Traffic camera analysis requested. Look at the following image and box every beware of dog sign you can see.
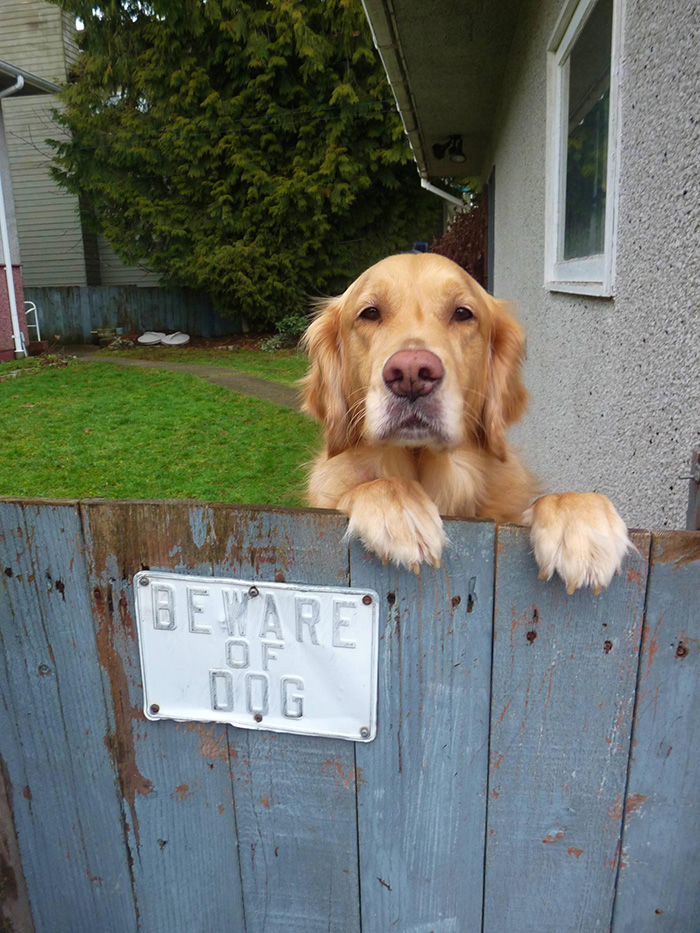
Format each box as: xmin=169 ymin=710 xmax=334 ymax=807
xmin=134 ymin=571 xmax=379 ymax=742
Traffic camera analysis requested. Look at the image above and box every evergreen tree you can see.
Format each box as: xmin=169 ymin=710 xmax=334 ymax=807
xmin=49 ymin=0 xmax=440 ymax=326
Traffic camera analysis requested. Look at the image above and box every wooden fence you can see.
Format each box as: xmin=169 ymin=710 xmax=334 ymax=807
xmin=0 ymin=498 xmax=698 ymax=932
xmin=23 ymin=286 xmax=241 ymax=344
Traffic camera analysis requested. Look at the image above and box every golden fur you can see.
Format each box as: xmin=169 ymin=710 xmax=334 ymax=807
xmin=300 ymin=253 xmax=630 ymax=593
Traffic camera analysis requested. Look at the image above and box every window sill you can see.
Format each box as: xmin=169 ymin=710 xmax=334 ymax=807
xmin=545 ymin=280 xmax=614 ymax=298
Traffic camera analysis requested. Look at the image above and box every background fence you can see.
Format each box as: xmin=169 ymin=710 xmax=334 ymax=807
xmin=0 ymin=498 xmax=698 ymax=932
xmin=23 ymin=286 xmax=241 ymax=343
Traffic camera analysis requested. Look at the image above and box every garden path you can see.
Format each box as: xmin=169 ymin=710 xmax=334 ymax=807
xmin=64 ymin=345 xmax=301 ymax=411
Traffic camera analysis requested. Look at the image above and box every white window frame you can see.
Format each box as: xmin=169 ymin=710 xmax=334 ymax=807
xmin=544 ymin=0 xmax=624 ymax=297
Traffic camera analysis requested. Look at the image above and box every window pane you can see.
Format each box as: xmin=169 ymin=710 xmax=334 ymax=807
xmin=563 ymin=0 xmax=613 ymax=261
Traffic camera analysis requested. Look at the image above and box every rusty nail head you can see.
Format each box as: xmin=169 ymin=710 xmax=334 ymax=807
xmin=360 ymin=727 xmax=370 ymax=738
xmin=362 ymin=594 xmax=372 ymax=605
xmin=139 ymin=576 xmax=150 ymax=587
xmin=150 ymin=703 xmax=160 ymax=715
xmin=254 ymin=713 xmax=263 ymax=723
xmin=38 ymin=663 xmax=51 ymax=675
xmin=676 ymin=643 xmax=688 ymax=658
xmin=249 ymin=586 xmax=259 ymax=598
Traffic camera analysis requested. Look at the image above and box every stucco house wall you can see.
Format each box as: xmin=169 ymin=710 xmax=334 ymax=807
xmin=486 ymin=0 xmax=700 ymax=529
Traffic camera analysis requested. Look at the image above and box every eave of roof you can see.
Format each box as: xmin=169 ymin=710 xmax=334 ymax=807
xmin=0 ymin=60 xmax=61 ymax=97
xmin=361 ymin=0 xmax=522 ymax=178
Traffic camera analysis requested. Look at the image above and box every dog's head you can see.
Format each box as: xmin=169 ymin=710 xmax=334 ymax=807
xmin=300 ymin=253 xmax=527 ymax=460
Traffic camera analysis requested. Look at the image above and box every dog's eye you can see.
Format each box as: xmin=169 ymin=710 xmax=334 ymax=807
xmin=453 ymin=307 xmax=474 ymax=322
xmin=359 ymin=306 xmax=381 ymax=321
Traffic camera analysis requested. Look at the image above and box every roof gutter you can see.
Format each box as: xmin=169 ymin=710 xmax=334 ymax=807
xmin=0 ymin=74 xmax=26 ymax=357
xmin=361 ymin=0 xmax=428 ymax=177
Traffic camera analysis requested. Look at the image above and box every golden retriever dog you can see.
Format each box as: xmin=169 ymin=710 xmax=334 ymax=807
xmin=300 ymin=253 xmax=630 ymax=594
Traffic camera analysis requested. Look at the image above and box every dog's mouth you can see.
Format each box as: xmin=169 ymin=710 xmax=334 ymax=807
xmin=376 ymin=397 xmax=449 ymax=445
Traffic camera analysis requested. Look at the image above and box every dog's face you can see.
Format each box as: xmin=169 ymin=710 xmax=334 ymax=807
xmin=301 ymin=253 xmax=527 ymax=460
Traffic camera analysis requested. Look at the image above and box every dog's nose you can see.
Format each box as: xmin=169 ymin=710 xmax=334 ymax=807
xmin=382 ymin=350 xmax=445 ymax=400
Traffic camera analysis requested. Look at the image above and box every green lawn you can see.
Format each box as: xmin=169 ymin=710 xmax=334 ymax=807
xmin=95 ymin=346 xmax=308 ymax=386
xmin=0 ymin=360 xmax=320 ymax=505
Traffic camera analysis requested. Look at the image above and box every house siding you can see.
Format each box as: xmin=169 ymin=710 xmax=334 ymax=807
xmin=485 ymin=0 xmax=700 ymax=529
xmin=0 ymin=0 xmax=161 ymax=288
xmin=97 ymin=234 xmax=161 ymax=286
xmin=0 ymin=0 xmax=87 ymax=285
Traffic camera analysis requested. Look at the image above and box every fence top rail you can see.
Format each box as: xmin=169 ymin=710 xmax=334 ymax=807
xmin=0 ymin=495 xmax=695 ymax=537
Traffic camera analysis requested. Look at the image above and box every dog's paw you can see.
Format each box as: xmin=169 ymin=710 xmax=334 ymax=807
xmin=338 ymin=478 xmax=446 ymax=571
xmin=521 ymin=492 xmax=632 ymax=595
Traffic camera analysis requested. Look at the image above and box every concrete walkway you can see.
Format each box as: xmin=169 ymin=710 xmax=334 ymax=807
xmin=66 ymin=346 xmax=302 ymax=411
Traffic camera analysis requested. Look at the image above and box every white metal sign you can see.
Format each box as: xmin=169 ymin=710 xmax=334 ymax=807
xmin=134 ymin=571 xmax=379 ymax=742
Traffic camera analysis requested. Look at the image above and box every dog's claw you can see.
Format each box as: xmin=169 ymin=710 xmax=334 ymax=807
xmin=412 ymin=562 xmax=420 ymax=575
xmin=382 ymin=555 xmax=388 ymax=566
xmin=592 ymin=584 xmax=602 ymax=596
xmin=566 ymin=582 xmax=577 ymax=596
xmin=538 ymin=570 xmax=549 ymax=582
xmin=432 ymin=558 xmax=441 ymax=570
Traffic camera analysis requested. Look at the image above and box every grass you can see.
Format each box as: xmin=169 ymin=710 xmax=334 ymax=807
xmin=0 ymin=360 xmax=320 ymax=505
xmin=94 ymin=346 xmax=309 ymax=386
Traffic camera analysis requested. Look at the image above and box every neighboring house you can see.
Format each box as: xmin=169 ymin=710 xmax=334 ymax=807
xmin=362 ymin=0 xmax=700 ymax=529
xmin=0 ymin=0 xmax=159 ymax=287
xmin=0 ymin=59 xmax=58 ymax=361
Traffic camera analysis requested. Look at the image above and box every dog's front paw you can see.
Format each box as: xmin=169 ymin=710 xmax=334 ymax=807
xmin=338 ymin=478 xmax=446 ymax=571
xmin=521 ymin=492 xmax=632 ymax=594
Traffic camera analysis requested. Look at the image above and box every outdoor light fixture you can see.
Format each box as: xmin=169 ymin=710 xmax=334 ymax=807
xmin=431 ymin=134 xmax=467 ymax=163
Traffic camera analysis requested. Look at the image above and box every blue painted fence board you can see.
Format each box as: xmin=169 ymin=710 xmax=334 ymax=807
xmin=24 ymin=286 xmax=241 ymax=343
xmin=483 ymin=525 xmax=651 ymax=933
xmin=0 ymin=501 xmax=137 ymax=931
xmin=611 ymin=532 xmax=700 ymax=932
xmin=0 ymin=501 xmax=699 ymax=933
xmin=209 ymin=506 xmax=361 ymax=933
xmin=353 ymin=519 xmax=495 ymax=933
xmin=79 ymin=500 xmax=246 ymax=933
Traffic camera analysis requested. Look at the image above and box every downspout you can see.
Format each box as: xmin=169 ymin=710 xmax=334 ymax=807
xmin=0 ymin=74 xmax=26 ymax=357
xmin=420 ymin=178 xmax=465 ymax=210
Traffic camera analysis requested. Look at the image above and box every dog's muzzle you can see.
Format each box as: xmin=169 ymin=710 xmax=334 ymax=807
xmin=377 ymin=350 xmax=449 ymax=443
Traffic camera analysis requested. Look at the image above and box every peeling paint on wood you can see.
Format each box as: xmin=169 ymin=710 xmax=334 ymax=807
xmin=653 ymin=530 xmax=700 ymax=567
xmin=80 ymin=500 xmax=245 ymax=932
xmin=0 ymin=752 xmax=34 ymax=933
xmin=0 ymin=501 xmax=699 ymax=932
xmin=611 ymin=531 xmax=700 ymax=932
xmin=354 ymin=519 xmax=495 ymax=932
xmin=0 ymin=502 xmax=136 ymax=931
xmin=484 ymin=525 xmax=651 ymax=932
xmin=210 ymin=507 xmax=360 ymax=933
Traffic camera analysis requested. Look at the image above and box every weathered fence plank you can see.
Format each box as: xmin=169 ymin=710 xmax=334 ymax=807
xmin=209 ymin=506 xmax=362 ymax=933
xmin=353 ymin=518 xmax=496 ymax=933
xmin=0 ymin=751 xmax=34 ymax=933
xmin=24 ymin=286 xmax=240 ymax=344
xmin=611 ymin=532 xmax=700 ymax=932
xmin=483 ymin=525 xmax=651 ymax=933
xmin=1 ymin=500 xmax=699 ymax=932
xmin=80 ymin=500 xmax=246 ymax=933
xmin=0 ymin=501 xmax=137 ymax=931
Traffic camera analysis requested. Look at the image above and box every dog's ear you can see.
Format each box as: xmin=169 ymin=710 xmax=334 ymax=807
xmin=482 ymin=299 xmax=528 ymax=461
xmin=299 ymin=297 xmax=350 ymax=457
